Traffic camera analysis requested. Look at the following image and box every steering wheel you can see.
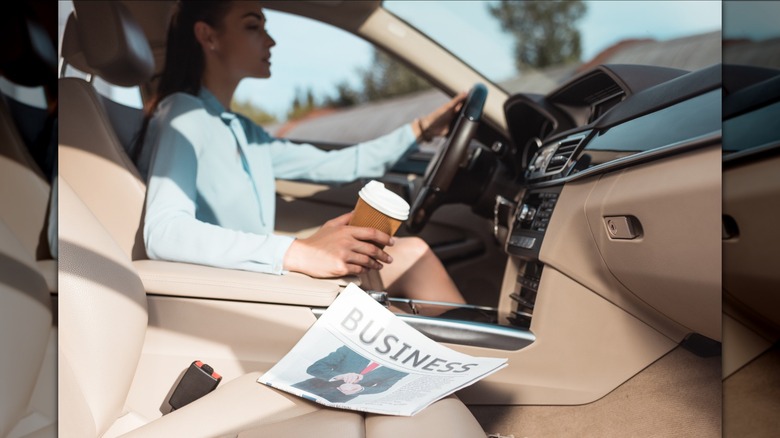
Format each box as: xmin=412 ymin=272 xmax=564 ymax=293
xmin=407 ymin=83 xmax=488 ymax=233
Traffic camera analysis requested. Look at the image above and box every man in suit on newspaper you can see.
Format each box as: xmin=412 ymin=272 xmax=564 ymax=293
xmin=293 ymin=346 xmax=408 ymax=403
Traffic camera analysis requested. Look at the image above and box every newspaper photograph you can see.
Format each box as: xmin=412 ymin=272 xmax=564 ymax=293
xmin=258 ymin=283 xmax=508 ymax=416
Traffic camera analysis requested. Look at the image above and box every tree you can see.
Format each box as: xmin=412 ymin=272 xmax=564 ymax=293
xmin=488 ymin=0 xmax=586 ymax=71
xmin=231 ymin=99 xmax=277 ymax=126
xmin=286 ymin=86 xmax=318 ymax=120
xmin=323 ymin=49 xmax=431 ymax=110
xmin=286 ymin=48 xmax=432 ymax=118
xmin=360 ymin=49 xmax=431 ymax=101
xmin=324 ymin=80 xmax=361 ymax=108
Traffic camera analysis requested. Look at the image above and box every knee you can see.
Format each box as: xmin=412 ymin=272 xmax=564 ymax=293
xmin=397 ymin=236 xmax=430 ymax=260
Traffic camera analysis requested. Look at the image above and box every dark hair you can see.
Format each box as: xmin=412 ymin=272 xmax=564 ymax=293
xmin=133 ymin=0 xmax=233 ymax=161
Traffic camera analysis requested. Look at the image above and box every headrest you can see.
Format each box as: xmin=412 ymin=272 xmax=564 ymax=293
xmin=69 ymin=1 xmax=154 ymax=87
xmin=60 ymin=13 xmax=92 ymax=76
xmin=0 ymin=3 xmax=57 ymax=88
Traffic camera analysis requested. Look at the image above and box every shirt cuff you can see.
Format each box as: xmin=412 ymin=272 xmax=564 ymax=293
xmin=403 ymin=123 xmax=421 ymax=151
xmin=270 ymin=234 xmax=296 ymax=275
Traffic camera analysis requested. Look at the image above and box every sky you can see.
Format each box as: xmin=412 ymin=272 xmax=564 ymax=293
xmin=55 ymin=1 xmax=778 ymax=119
xmin=236 ymin=1 xmax=723 ymax=120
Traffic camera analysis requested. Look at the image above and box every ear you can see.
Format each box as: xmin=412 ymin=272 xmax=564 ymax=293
xmin=193 ymin=21 xmax=217 ymax=51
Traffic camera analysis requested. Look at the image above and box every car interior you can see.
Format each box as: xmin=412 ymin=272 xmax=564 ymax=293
xmin=0 ymin=0 xmax=777 ymax=437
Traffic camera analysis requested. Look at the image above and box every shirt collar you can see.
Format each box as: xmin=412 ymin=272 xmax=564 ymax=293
xmin=198 ymin=87 xmax=234 ymax=120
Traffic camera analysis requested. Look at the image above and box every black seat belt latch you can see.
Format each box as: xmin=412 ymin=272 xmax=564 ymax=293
xmin=168 ymin=360 xmax=222 ymax=410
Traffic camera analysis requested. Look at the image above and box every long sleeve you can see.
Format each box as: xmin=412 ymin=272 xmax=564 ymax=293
xmin=143 ymin=95 xmax=293 ymax=274
xmin=141 ymin=88 xmax=420 ymax=277
xmin=252 ymin=122 xmax=419 ymax=183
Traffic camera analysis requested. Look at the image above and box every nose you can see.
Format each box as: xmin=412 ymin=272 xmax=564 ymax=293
xmin=267 ymin=32 xmax=276 ymax=48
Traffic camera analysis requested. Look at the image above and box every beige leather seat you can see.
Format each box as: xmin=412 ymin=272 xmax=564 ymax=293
xmin=0 ymin=94 xmax=56 ymax=286
xmin=0 ymin=9 xmax=57 ymax=435
xmin=0 ymin=95 xmax=57 ymax=438
xmin=59 ymin=178 xmax=484 ymax=438
xmin=0 ymin=219 xmax=53 ymax=438
xmin=58 ymin=2 xmax=484 ymax=437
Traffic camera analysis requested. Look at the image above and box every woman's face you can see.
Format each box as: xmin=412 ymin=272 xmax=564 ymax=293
xmin=210 ymin=2 xmax=275 ymax=80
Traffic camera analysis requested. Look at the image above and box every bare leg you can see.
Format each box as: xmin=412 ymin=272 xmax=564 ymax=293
xmin=380 ymin=237 xmax=465 ymax=305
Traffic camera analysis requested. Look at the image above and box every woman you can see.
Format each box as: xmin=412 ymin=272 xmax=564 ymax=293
xmin=136 ymin=1 xmax=466 ymax=305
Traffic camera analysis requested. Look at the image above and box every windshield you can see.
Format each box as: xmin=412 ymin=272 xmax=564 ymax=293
xmin=384 ymin=1 xmax=721 ymax=94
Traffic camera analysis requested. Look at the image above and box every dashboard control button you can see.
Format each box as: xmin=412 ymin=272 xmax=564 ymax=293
xmin=518 ymin=204 xmax=537 ymax=221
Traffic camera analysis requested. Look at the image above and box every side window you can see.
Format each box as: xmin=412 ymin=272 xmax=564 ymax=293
xmin=232 ymin=10 xmax=444 ymax=145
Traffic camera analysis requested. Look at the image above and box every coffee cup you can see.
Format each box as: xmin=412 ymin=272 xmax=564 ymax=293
xmin=348 ymin=180 xmax=410 ymax=238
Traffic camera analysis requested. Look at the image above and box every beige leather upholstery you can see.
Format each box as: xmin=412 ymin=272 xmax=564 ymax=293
xmin=365 ymin=397 xmax=486 ymax=437
xmin=60 ymin=13 xmax=91 ymax=76
xmin=0 ymin=73 xmax=56 ymax=437
xmin=0 ymin=96 xmax=51 ymax=261
xmin=119 ymin=372 xmax=327 ymax=437
xmin=58 ymin=177 xmax=149 ymax=437
xmin=72 ymin=1 xmax=155 ymax=87
xmin=58 ymin=77 xmax=148 ymax=261
xmin=134 ymin=259 xmax=342 ymax=307
xmin=59 ymin=3 xmax=151 ymax=262
xmin=59 ymin=170 xmax=484 ymax=438
xmin=0 ymin=220 xmax=52 ymax=436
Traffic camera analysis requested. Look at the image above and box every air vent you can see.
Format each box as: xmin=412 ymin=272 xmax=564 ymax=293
xmin=545 ymin=136 xmax=585 ymax=173
xmin=584 ymin=84 xmax=623 ymax=105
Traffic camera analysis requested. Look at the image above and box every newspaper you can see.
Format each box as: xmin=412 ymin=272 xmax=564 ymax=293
xmin=258 ymin=283 xmax=508 ymax=416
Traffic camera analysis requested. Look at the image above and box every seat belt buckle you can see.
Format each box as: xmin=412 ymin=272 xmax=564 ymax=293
xmin=168 ymin=360 xmax=222 ymax=410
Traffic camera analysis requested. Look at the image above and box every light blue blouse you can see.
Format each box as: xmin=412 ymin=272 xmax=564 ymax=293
xmin=139 ymin=88 xmax=418 ymax=274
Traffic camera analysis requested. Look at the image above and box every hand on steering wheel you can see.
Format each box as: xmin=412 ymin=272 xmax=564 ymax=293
xmin=414 ymin=91 xmax=468 ymax=141
xmin=407 ymin=84 xmax=488 ymax=233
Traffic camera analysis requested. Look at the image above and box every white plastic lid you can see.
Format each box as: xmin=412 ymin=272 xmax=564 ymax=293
xmin=359 ymin=180 xmax=410 ymax=220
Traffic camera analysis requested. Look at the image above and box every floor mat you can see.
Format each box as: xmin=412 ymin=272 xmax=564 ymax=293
xmin=723 ymin=344 xmax=780 ymax=437
xmin=470 ymin=347 xmax=721 ymax=437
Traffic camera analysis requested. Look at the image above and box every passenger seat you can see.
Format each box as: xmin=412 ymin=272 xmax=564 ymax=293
xmin=59 ymin=172 xmax=485 ymax=437
xmin=0 ymin=94 xmax=57 ymax=438
xmin=0 ymin=220 xmax=53 ymax=438
xmin=0 ymin=5 xmax=57 ymax=436
xmin=57 ymin=2 xmax=485 ymax=436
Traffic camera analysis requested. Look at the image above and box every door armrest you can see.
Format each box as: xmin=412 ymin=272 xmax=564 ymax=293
xmin=133 ymin=260 xmax=353 ymax=307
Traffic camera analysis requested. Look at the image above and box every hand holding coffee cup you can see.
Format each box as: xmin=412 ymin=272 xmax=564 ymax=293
xmin=349 ymin=181 xmax=410 ymax=290
xmin=282 ymin=181 xmax=407 ymax=278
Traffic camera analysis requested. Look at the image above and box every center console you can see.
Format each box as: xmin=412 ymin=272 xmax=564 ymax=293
xmin=333 ymin=187 xmax=566 ymax=351
xmin=374 ymin=185 xmax=563 ymax=342
xmin=505 ymin=186 xmax=563 ymax=328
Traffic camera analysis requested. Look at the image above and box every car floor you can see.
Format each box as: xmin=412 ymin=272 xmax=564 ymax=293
xmin=723 ymin=343 xmax=780 ymax=437
xmin=469 ymin=346 xmax=721 ymax=437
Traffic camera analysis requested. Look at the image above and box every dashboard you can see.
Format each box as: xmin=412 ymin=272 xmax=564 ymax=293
xmin=496 ymin=63 xmax=723 ymax=329
xmin=505 ymin=64 xmax=721 ymax=186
